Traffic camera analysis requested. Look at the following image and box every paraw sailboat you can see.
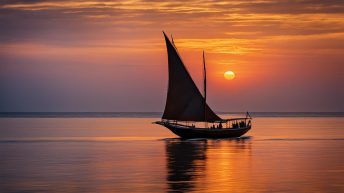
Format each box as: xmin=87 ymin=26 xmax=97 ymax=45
xmin=155 ymin=32 xmax=252 ymax=138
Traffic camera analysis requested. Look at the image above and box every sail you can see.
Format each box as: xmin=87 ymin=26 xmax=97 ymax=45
xmin=162 ymin=32 xmax=222 ymax=122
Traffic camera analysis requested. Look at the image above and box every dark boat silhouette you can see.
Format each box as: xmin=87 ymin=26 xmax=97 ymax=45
xmin=155 ymin=32 xmax=252 ymax=138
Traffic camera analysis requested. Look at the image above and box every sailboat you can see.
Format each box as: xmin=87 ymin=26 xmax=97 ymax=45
xmin=155 ymin=32 xmax=252 ymax=138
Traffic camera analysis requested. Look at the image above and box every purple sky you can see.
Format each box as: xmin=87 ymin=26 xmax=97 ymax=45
xmin=0 ymin=0 xmax=343 ymax=112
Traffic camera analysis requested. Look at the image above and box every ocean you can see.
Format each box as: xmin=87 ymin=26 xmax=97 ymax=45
xmin=0 ymin=113 xmax=343 ymax=192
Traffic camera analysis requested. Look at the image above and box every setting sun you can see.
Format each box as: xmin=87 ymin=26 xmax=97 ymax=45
xmin=224 ymin=71 xmax=235 ymax=80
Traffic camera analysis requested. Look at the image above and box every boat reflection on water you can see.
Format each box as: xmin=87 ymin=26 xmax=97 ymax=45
xmin=165 ymin=137 xmax=252 ymax=192
xmin=165 ymin=139 xmax=207 ymax=192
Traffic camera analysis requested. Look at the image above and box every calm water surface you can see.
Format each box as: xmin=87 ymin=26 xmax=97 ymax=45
xmin=0 ymin=115 xmax=343 ymax=192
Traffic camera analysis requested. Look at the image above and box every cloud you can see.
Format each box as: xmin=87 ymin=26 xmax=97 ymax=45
xmin=1 ymin=0 xmax=343 ymax=62
xmin=0 ymin=0 xmax=343 ymax=111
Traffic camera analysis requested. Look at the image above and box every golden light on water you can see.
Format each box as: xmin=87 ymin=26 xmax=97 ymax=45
xmin=224 ymin=71 xmax=235 ymax=80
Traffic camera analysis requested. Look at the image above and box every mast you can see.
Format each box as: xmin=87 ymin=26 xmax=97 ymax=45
xmin=203 ymin=51 xmax=207 ymax=127
xmin=171 ymin=34 xmax=175 ymax=46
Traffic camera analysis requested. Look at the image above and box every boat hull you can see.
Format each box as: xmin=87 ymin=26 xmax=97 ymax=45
xmin=159 ymin=122 xmax=251 ymax=139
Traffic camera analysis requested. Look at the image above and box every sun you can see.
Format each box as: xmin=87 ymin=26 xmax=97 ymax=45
xmin=224 ymin=71 xmax=235 ymax=80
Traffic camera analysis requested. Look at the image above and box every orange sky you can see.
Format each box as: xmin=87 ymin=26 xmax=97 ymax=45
xmin=0 ymin=0 xmax=343 ymax=112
